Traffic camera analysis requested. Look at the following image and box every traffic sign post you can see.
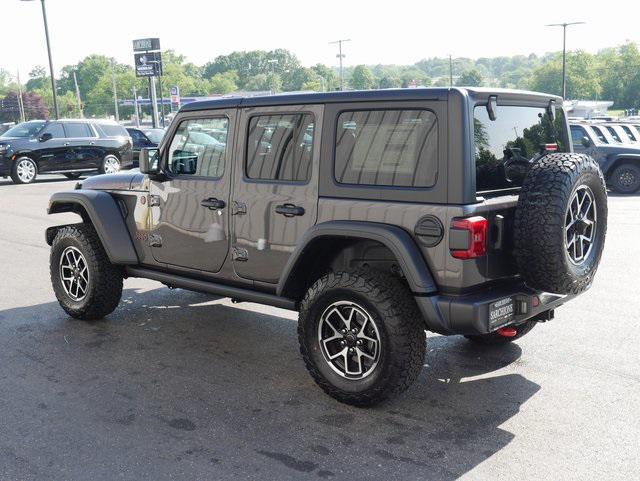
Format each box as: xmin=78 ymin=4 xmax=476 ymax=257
xmin=132 ymin=38 xmax=162 ymax=127
xmin=170 ymin=86 xmax=180 ymax=112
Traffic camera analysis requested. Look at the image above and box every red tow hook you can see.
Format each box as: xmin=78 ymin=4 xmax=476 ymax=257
xmin=496 ymin=327 xmax=518 ymax=337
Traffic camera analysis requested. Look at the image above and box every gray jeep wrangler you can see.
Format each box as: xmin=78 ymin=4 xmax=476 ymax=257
xmin=46 ymin=88 xmax=608 ymax=406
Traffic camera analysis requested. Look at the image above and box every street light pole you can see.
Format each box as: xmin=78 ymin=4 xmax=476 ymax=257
xmin=546 ymin=22 xmax=585 ymax=99
xmin=330 ymin=39 xmax=351 ymax=91
xmin=21 ymin=0 xmax=59 ymax=119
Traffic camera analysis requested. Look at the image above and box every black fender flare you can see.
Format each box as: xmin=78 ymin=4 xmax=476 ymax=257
xmin=277 ymin=220 xmax=437 ymax=297
xmin=46 ymin=190 xmax=138 ymax=265
xmin=601 ymin=153 xmax=640 ymax=176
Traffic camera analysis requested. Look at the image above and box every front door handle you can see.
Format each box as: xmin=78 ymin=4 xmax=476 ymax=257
xmin=201 ymin=198 xmax=226 ymax=210
xmin=275 ymin=203 xmax=305 ymax=217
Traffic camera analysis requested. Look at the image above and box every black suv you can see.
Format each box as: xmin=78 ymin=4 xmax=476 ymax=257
xmin=0 ymin=119 xmax=133 ymax=184
xmin=45 ymin=88 xmax=608 ymax=406
xmin=570 ymin=121 xmax=640 ymax=194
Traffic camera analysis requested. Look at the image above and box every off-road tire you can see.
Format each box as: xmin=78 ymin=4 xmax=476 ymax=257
xmin=298 ymin=269 xmax=426 ymax=406
xmin=465 ymin=320 xmax=536 ymax=345
xmin=50 ymin=223 xmax=123 ymax=320
xmin=64 ymin=173 xmax=82 ymax=180
xmin=514 ymin=153 xmax=607 ymax=295
xmin=610 ymin=162 xmax=640 ymax=194
xmin=10 ymin=157 xmax=38 ymax=184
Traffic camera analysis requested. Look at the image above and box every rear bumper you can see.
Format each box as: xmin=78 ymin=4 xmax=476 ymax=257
xmin=415 ymin=282 xmax=576 ymax=335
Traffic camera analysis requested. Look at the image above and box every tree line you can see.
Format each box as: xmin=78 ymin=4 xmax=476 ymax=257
xmin=1 ymin=42 xmax=639 ymax=122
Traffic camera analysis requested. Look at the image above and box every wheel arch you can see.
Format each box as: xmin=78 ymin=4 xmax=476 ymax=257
xmin=46 ymin=190 xmax=138 ymax=265
xmin=603 ymin=154 xmax=640 ymax=179
xmin=277 ymin=221 xmax=438 ymax=301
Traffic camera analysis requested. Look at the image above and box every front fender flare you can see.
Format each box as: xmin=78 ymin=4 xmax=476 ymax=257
xmin=277 ymin=220 xmax=437 ymax=297
xmin=47 ymin=190 xmax=138 ymax=265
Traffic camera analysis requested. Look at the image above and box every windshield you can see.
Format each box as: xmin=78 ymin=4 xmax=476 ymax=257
xmin=474 ymin=105 xmax=568 ymax=193
xmin=1 ymin=120 xmax=46 ymax=138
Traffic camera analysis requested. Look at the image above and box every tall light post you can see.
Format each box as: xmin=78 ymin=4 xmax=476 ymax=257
xmin=21 ymin=0 xmax=59 ymax=119
xmin=546 ymin=21 xmax=585 ymax=99
xmin=330 ymin=39 xmax=351 ymax=91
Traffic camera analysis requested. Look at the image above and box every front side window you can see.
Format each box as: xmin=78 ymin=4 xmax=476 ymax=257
xmin=167 ymin=117 xmax=228 ymax=177
xmin=335 ymin=109 xmax=438 ymax=187
xmin=474 ymin=105 xmax=567 ymax=193
xmin=246 ymin=113 xmax=314 ymax=182
xmin=64 ymin=122 xmax=93 ymax=138
xmin=570 ymin=125 xmax=588 ymax=147
xmin=41 ymin=122 xmax=65 ymax=138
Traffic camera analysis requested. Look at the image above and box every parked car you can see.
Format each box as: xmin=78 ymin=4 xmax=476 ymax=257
xmin=126 ymin=127 xmax=158 ymax=165
xmin=0 ymin=119 xmax=133 ymax=184
xmin=46 ymin=88 xmax=608 ymax=406
xmin=570 ymin=120 xmax=640 ymax=193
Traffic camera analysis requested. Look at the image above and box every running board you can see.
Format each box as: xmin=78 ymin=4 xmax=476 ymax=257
xmin=125 ymin=266 xmax=297 ymax=311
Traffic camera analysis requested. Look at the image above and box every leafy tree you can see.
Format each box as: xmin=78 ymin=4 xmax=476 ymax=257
xmin=378 ymin=73 xmax=402 ymax=89
xmin=528 ymin=51 xmax=601 ymax=99
xmin=456 ymin=69 xmax=484 ymax=87
xmin=350 ymin=65 xmax=375 ymax=90
xmin=209 ymin=71 xmax=238 ymax=94
xmin=0 ymin=91 xmax=48 ymax=121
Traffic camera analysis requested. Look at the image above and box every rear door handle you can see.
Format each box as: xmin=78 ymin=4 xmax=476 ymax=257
xmin=201 ymin=198 xmax=226 ymax=210
xmin=275 ymin=203 xmax=305 ymax=217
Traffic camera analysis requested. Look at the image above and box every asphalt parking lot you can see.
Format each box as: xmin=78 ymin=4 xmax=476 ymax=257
xmin=0 ymin=174 xmax=638 ymax=481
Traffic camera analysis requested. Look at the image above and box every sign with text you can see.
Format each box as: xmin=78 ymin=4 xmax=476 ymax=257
xmin=132 ymin=38 xmax=160 ymax=52
xmin=134 ymin=52 xmax=163 ymax=77
xmin=170 ymin=86 xmax=180 ymax=110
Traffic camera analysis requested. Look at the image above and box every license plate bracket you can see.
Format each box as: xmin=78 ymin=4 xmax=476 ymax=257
xmin=489 ymin=296 xmax=514 ymax=328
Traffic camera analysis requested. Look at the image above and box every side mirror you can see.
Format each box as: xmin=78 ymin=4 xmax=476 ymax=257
xmin=39 ymin=132 xmax=52 ymax=142
xmin=582 ymin=136 xmax=592 ymax=148
xmin=139 ymin=147 xmax=159 ymax=174
xmin=486 ymin=95 xmax=498 ymax=121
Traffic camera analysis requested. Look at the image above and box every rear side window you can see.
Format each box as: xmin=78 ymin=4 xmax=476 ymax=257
xmin=167 ymin=117 xmax=228 ymax=177
xmin=474 ymin=105 xmax=567 ymax=193
xmin=64 ymin=122 xmax=93 ymax=138
xmin=334 ymin=109 xmax=437 ymax=187
xmin=99 ymin=123 xmax=128 ymax=137
xmin=246 ymin=113 xmax=314 ymax=182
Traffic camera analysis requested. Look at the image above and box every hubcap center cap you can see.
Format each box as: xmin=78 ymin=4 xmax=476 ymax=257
xmin=344 ymin=332 xmax=357 ymax=347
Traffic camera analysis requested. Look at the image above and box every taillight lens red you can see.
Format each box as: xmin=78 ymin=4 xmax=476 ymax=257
xmin=451 ymin=216 xmax=488 ymax=259
xmin=544 ymin=143 xmax=558 ymax=152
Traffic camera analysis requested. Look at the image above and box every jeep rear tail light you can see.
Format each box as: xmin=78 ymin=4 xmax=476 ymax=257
xmin=450 ymin=216 xmax=488 ymax=259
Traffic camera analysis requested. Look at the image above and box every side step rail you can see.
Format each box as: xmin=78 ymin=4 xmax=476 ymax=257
xmin=125 ymin=267 xmax=297 ymax=311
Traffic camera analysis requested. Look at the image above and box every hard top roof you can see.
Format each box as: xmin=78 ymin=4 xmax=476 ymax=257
xmin=180 ymin=87 xmax=562 ymax=112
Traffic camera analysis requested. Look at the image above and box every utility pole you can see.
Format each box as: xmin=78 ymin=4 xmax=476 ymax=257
xmin=132 ymin=86 xmax=140 ymax=127
xmin=330 ymin=39 xmax=351 ymax=91
xmin=72 ymin=71 xmax=83 ymax=117
xmin=149 ymin=76 xmax=159 ymax=128
xmin=545 ymin=21 xmax=585 ymax=99
xmin=21 ymin=0 xmax=59 ymax=119
xmin=449 ymin=54 xmax=453 ymax=86
xmin=111 ymin=60 xmax=119 ymax=121
xmin=16 ymin=71 xmax=26 ymax=122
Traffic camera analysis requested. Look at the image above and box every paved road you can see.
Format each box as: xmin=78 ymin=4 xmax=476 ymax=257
xmin=0 ymin=174 xmax=638 ymax=481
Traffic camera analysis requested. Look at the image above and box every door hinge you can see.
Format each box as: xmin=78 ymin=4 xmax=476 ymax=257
xmin=232 ymin=247 xmax=248 ymax=261
xmin=148 ymin=195 xmax=161 ymax=207
xmin=231 ymin=201 xmax=247 ymax=215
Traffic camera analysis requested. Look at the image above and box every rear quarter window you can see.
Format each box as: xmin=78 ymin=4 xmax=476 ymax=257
xmin=334 ymin=109 xmax=438 ymax=188
xmin=97 ymin=123 xmax=128 ymax=137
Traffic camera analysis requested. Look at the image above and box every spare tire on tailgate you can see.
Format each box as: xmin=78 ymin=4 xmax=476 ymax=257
xmin=514 ymin=153 xmax=607 ymax=295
